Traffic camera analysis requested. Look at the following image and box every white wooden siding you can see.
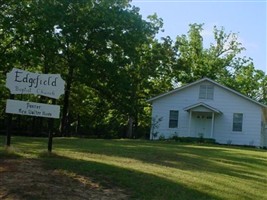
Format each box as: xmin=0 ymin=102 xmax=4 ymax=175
xmin=150 ymin=80 xmax=263 ymax=146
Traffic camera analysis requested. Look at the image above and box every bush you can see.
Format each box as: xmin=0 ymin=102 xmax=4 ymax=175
xmin=159 ymin=135 xmax=166 ymax=140
xmin=170 ymin=136 xmax=216 ymax=144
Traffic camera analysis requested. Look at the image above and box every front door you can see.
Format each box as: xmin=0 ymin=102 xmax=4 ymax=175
xmin=193 ymin=112 xmax=212 ymax=138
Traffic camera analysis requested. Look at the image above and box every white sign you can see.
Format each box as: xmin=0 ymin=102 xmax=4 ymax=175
xmin=6 ymin=99 xmax=60 ymax=119
xmin=6 ymin=68 xmax=65 ymax=99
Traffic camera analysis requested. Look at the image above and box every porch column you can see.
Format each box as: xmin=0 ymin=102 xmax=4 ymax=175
xmin=210 ymin=112 xmax=215 ymax=138
xmin=188 ymin=110 xmax=192 ymax=137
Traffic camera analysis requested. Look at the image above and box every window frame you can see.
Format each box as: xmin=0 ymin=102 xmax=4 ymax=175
xmin=169 ymin=110 xmax=179 ymax=128
xmin=199 ymin=84 xmax=214 ymax=100
xmin=232 ymin=113 xmax=243 ymax=132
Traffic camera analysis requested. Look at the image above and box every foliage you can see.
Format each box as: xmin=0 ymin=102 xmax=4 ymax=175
xmin=150 ymin=115 xmax=163 ymax=140
xmin=174 ymin=24 xmax=244 ymax=83
xmin=230 ymin=62 xmax=266 ymax=100
xmin=171 ymin=136 xmax=216 ymax=144
xmin=0 ymin=0 xmax=161 ymax=137
xmin=158 ymin=134 xmax=165 ymax=140
xmin=173 ymin=23 xmax=267 ymax=103
xmin=0 ymin=1 xmax=266 ymax=138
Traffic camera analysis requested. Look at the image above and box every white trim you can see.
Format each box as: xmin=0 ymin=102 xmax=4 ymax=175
xmin=211 ymin=112 xmax=215 ymax=138
xmin=188 ymin=110 xmax=192 ymax=137
xmin=147 ymin=78 xmax=267 ymax=108
xmin=147 ymin=78 xmax=206 ymax=102
xmin=184 ymin=102 xmax=222 ymax=114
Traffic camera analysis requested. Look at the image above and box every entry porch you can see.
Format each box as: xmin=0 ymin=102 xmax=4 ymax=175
xmin=184 ymin=102 xmax=222 ymax=138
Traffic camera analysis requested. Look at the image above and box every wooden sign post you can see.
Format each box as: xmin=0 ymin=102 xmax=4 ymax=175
xmin=5 ymin=68 xmax=65 ymax=152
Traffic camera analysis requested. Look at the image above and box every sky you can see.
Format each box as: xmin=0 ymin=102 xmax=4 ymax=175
xmin=130 ymin=0 xmax=267 ymax=73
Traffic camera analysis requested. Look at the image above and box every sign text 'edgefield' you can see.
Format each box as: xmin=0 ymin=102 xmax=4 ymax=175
xmin=6 ymin=99 xmax=60 ymax=119
xmin=6 ymin=68 xmax=65 ymax=99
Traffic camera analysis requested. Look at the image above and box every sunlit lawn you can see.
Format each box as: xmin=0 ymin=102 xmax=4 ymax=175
xmin=1 ymin=136 xmax=267 ymax=199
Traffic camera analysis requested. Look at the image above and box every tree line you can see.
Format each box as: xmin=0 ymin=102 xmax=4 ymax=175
xmin=1 ymin=0 xmax=266 ymax=139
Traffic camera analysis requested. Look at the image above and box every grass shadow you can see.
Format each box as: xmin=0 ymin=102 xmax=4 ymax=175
xmin=53 ymin=138 xmax=267 ymax=196
xmin=2 ymin=136 xmax=266 ymax=199
xmin=0 ymin=146 xmax=23 ymax=159
xmin=54 ymin=138 xmax=267 ymax=174
xmin=40 ymin=153 xmax=222 ymax=200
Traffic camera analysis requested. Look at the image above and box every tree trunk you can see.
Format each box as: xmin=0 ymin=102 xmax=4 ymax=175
xmin=75 ymin=115 xmax=80 ymax=135
xmin=133 ymin=113 xmax=138 ymax=139
xmin=126 ymin=116 xmax=133 ymax=138
xmin=60 ymin=63 xmax=74 ymax=136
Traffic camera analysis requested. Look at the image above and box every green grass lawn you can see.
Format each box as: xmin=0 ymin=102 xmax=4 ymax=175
xmin=1 ymin=136 xmax=267 ymax=200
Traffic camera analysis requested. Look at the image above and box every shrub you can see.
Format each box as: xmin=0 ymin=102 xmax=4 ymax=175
xmin=159 ymin=135 xmax=166 ymax=141
xmin=170 ymin=136 xmax=216 ymax=144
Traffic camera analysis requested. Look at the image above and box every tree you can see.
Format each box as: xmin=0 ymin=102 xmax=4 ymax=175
xmin=2 ymin=2 xmax=265 ymax=138
xmin=76 ymin=11 xmax=168 ymax=138
xmin=174 ymin=23 xmax=245 ymax=84
xmin=230 ymin=61 xmax=265 ymax=101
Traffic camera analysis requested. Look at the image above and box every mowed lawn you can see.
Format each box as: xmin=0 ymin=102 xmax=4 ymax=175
xmin=1 ymin=136 xmax=267 ymax=200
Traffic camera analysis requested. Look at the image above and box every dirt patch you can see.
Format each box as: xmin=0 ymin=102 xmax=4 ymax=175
xmin=0 ymin=159 xmax=129 ymax=200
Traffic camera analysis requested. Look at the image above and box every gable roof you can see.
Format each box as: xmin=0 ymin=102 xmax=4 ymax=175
xmin=147 ymin=77 xmax=267 ymax=108
xmin=184 ymin=102 xmax=222 ymax=114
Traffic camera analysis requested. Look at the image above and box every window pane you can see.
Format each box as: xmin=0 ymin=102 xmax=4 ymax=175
xmin=206 ymin=85 xmax=214 ymax=99
xmin=233 ymin=123 xmax=242 ymax=131
xmin=233 ymin=113 xmax=243 ymax=132
xmin=169 ymin=120 xmax=178 ymax=128
xmin=170 ymin=110 xmax=178 ymax=119
xmin=199 ymin=85 xmax=206 ymax=99
xmin=199 ymin=85 xmax=214 ymax=99
xmin=169 ymin=110 xmax=178 ymax=128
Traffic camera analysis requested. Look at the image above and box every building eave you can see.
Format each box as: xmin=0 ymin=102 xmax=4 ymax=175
xmin=147 ymin=77 xmax=267 ymax=109
xmin=184 ymin=102 xmax=222 ymax=114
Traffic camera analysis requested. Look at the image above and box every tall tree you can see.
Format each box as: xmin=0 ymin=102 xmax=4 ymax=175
xmin=230 ymin=61 xmax=265 ymax=101
xmin=175 ymin=23 xmax=245 ymax=84
xmin=2 ymin=2 xmax=264 ymax=138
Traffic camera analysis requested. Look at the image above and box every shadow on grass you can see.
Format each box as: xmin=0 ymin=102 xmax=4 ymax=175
xmin=40 ymin=153 xmax=222 ymax=200
xmin=54 ymin=139 xmax=267 ymax=166
xmin=2 ymin=137 xmax=267 ymax=199
xmin=54 ymin=139 xmax=267 ymax=186
xmin=0 ymin=147 xmax=23 ymax=159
